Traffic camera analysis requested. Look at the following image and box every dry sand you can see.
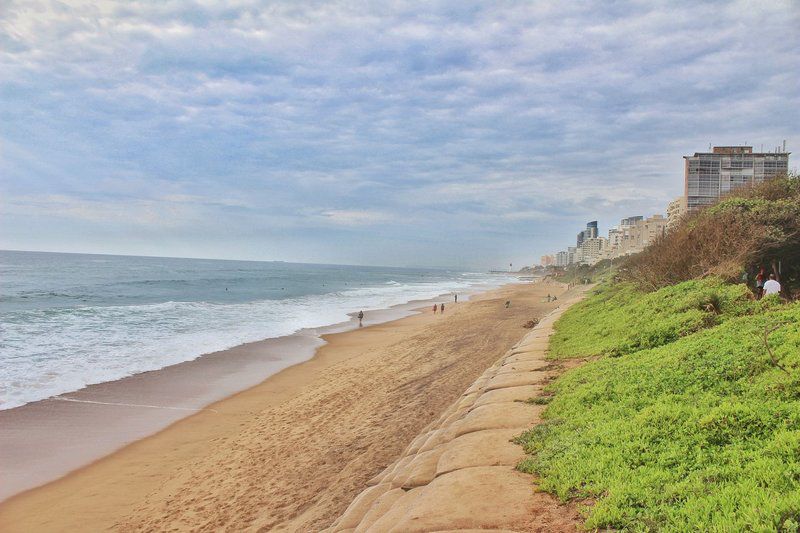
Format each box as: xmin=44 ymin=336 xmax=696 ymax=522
xmin=0 ymin=280 xmax=567 ymax=532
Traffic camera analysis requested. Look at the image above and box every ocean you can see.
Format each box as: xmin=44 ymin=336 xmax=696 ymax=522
xmin=0 ymin=250 xmax=511 ymax=410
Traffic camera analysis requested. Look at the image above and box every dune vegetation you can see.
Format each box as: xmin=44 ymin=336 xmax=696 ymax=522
xmin=518 ymin=175 xmax=800 ymax=531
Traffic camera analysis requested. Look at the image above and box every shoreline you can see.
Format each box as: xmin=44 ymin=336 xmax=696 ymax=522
xmin=0 ymin=279 xmax=564 ymax=531
xmin=0 ymin=280 xmax=520 ymax=502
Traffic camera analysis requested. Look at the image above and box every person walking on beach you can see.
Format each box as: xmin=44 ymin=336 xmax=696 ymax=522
xmin=440 ymin=303 xmax=445 ymax=314
xmin=433 ymin=303 xmax=437 ymax=314
xmin=358 ymin=310 xmax=364 ymax=327
xmin=763 ymin=274 xmax=781 ymax=297
xmin=454 ymin=294 xmax=458 ymax=303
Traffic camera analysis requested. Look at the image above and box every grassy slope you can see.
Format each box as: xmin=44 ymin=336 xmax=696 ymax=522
xmin=518 ymin=279 xmax=800 ymax=532
xmin=549 ymin=279 xmax=761 ymax=359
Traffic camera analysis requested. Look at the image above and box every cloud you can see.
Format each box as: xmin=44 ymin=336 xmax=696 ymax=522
xmin=318 ymin=209 xmax=395 ymax=226
xmin=1 ymin=194 xmax=202 ymax=228
xmin=1 ymin=0 xmax=798 ymax=267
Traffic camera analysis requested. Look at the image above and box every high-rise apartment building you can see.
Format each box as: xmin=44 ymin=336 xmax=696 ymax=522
xmin=683 ymin=146 xmax=789 ymax=210
xmin=579 ymin=237 xmax=606 ymax=266
xmin=666 ymin=196 xmax=687 ymax=231
xmin=612 ymin=215 xmax=667 ymax=257
xmin=567 ymin=246 xmax=577 ymax=265
xmin=576 ymin=221 xmax=598 ymax=247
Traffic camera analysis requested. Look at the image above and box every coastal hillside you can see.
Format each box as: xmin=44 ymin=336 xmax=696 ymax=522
xmin=623 ymin=174 xmax=800 ymax=291
xmin=518 ymin=175 xmax=800 ymax=531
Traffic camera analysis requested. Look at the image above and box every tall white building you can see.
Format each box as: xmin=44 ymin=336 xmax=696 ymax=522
xmin=667 ymin=196 xmax=687 ymax=232
xmin=684 ymin=146 xmax=789 ymax=210
xmin=579 ymin=237 xmax=607 ymax=266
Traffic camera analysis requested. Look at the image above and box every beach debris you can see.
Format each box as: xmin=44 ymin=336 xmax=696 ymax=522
xmin=523 ymin=319 xmax=539 ymax=329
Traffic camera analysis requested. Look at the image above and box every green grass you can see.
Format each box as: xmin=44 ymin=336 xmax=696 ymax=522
xmin=518 ymin=280 xmax=800 ymax=531
xmin=548 ymin=278 xmax=771 ymax=359
xmin=556 ymin=260 xmax=618 ymax=285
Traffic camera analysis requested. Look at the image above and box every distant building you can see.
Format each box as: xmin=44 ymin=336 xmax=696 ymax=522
xmin=607 ymin=226 xmax=623 ymax=250
xmin=540 ymin=255 xmax=555 ymax=267
xmin=567 ymin=246 xmax=577 ymax=265
xmin=552 ymin=216 xmax=664 ymax=269
xmin=620 ymin=216 xmax=643 ymax=227
xmin=576 ymin=221 xmax=598 ymax=247
xmin=684 ymin=146 xmax=789 ymax=210
xmin=592 ymin=214 xmax=667 ymax=259
xmin=666 ymin=196 xmax=687 ymax=231
xmin=579 ymin=237 xmax=607 ymax=266
xmin=618 ymin=214 xmax=666 ymax=255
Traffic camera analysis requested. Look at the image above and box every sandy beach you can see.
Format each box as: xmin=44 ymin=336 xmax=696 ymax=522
xmin=0 ymin=280 xmax=566 ymax=532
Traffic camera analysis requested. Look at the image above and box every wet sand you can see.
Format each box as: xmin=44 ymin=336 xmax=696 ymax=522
xmin=0 ymin=280 xmax=566 ymax=532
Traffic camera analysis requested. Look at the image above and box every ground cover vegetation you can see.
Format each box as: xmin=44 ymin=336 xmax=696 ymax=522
xmin=519 ymin=284 xmax=800 ymax=531
xmin=518 ymin=175 xmax=800 ymax=531
xmin=548 ymin=278 xmax=766 ymax=359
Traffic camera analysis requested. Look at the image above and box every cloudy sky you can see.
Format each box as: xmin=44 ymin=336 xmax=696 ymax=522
xmin=1 ymin=0 xmax=798 ymax=269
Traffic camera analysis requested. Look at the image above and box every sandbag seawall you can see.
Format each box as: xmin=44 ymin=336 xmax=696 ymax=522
xmin=324 ymin=286 xmax=588 ymax=533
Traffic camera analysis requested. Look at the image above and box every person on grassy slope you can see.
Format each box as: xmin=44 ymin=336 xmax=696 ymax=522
xmin=763 ymin=274 xmax=781 ymax=297
xmin=756 ymin=266 xmax=766 ymax=298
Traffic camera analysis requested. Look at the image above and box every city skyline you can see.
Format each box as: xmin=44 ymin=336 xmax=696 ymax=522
xmin=546 ymin=142 xmax=792 ymax=268
xmin=2 ymin=1 xmax=799 ymax=269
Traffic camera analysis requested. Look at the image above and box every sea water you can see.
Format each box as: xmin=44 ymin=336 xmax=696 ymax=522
xmin=0 ymin=250 xmax=510 ymax=409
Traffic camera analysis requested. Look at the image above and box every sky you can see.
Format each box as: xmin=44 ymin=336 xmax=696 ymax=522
xmin=1 ymin=1 xmax=799 ymax=269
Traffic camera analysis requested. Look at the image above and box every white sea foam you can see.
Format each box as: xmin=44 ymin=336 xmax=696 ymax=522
xmin=0 ymin=276 xmax=510 ymax=409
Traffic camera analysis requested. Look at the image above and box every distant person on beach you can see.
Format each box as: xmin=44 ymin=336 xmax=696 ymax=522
xmin=505 ymin=300 xmax=510 ymax=308
xmin=433 ymin=304 xmax=437 ymax=314
xmin=763 ymin=274 xmax=781 ymax=296
xmin=358 ymin=310 xmax=364 ymax=327
xmin=454 ymin=294 xmax=458 ymax=303
xmin=440 ymin=303 xmax=445 ymax=313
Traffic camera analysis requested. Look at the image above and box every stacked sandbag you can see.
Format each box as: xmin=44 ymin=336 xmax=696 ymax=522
xmin=323 ymin=293 xmax=583 ymax=533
